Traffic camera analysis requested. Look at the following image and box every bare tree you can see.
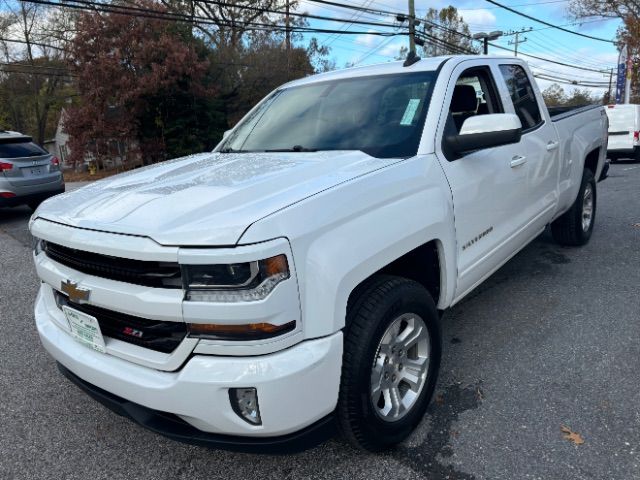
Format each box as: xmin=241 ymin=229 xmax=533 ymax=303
xmin=419 ymin=6 xmax=479 ymax=57
xmin=0 ymin=0 xmax=74 ymax=143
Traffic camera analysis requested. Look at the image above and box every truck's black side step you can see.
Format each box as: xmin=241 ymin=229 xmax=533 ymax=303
xmin=57 ymin=362 xmax=337 ymax=454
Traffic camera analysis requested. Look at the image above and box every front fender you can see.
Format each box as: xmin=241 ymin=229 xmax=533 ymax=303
xmin=240 ymin=155 xmax=457 ymax=339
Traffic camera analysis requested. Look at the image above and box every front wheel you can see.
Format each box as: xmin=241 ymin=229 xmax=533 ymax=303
xmin=551 ymin=168 xmax=596 ymax=246
xmin=337 ymin=275 xmax=441 ymax=451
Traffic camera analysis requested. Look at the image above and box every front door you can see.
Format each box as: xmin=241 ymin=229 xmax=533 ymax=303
xmin=434 ymin=63 xmax=531 ymax=301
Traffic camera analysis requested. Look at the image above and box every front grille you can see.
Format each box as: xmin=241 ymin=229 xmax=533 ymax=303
xmin=55 ymin=291 xmax=187 ymax=353
xmin=44 ymin=241 xmax=182 ymax=289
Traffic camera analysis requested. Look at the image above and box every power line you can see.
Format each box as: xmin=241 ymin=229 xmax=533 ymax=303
xmin=524 ymin=36 xmax=613 ymax=70
xmin=195 ymin=0 xmax=401 ymax=30
xmin=351 ymin=35 xmax=397 ymax=65
xmin=483 ymin=0 xmax=615 ymax=44
xmin=20 ymin=0 xmax=616 ymax=77
xmin=23 ymin=0 xmax=407 ymax=37
xmin=458 ymin=0 xmax=568 ymax=10
xmin=305 ymin=0 xmax=394 ymax=18
xmin=0 ymin=36 xmax=66 ymax=51
xmin=489 ymin=41 xmax=611 ymax=73
xmin=320 ymin=0 xmax=376 ymax=47
xmin=0 ymin=61 xmax=68 ymax=72
xmin=306 ymin=0 xmax=616 ymax=74
xmin=533 ymin=73 xmax=609 ymax=88
xmin=529 ymin=62 xmax=614 ymax=81
xmin=0 ymin=66 xmax=76 ymax=77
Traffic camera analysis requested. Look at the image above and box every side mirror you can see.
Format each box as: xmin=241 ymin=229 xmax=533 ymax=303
xmin=444 ymin=113 xmax=522 ymax=159
xmin=222 ymin=129 xmax=232 ymax=140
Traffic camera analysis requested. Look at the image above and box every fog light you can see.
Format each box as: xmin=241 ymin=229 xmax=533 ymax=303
xmin=229 ymin=388 xmax=261 ymax=425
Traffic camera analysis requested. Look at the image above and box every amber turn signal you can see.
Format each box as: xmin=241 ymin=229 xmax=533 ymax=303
xmin=263 ymin=254 xmax=288 ymax=277
xmin=188 ymin=320 xmax=296 ymax=340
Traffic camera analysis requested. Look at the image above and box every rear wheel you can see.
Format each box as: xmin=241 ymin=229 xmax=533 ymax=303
xmin=337 ymin=275 xmax=441 ymax=451
xmin=551 ymin=168 xmax=596 ymax=246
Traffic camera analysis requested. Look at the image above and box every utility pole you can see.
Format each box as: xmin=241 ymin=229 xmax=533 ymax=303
xmin=285 ymin=0 xmax=291 ymax=79
xmin=508 ymin=30 xmax=528 ymax=56
xmin=285 ymin=0 xmax=291 ymax=52
xmin=607 ymin=67 xmax=614 ymax=104
xmin=408 ymin=0 xmax=416 ymax=55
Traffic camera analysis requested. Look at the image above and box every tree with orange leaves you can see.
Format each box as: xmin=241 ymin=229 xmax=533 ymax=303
xmin=64 ymin=0 xmax=224 ymax=168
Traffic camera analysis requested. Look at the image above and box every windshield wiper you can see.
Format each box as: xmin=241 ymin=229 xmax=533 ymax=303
xmin=219 ymin=147 xmax=250 ymax=153
xmin=265 ymin=145 xmax=317 ymax=152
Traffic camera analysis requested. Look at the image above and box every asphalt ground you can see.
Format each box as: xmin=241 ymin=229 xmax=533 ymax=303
xmin=1 ymin=166 xmax=639 ymax=480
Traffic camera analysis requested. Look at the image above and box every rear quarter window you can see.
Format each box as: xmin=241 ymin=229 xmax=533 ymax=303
xmin=499 ymin=64 xmax=543 ymax=130
xmin=0 ymin=139 xmax=48 ymax=158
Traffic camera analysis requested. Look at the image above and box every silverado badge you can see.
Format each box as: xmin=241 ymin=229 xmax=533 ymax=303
xmin=61 ymin=280 xmax=91 ymax=303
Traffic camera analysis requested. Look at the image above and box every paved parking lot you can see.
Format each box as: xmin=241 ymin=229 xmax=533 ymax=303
xmin=1 ymin=165 xmax=639 ymax=480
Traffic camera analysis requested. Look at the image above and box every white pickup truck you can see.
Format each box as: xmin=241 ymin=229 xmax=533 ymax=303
xmin=30 ymin=55 xmax=607 ymax=453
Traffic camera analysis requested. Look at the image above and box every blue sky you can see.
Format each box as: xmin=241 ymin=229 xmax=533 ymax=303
xmin=296 ymin=0 xmax=622 ymax=94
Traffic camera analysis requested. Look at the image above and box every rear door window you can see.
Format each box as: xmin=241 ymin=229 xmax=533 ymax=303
xmin=0 ymin=139 xmax=48 ymax=158
xmin=499 ymin=64 xmax=543 ymax=131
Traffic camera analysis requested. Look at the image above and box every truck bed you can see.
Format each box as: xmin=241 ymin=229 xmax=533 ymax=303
xmin=547 ymin=104 xmax=602 ymax=121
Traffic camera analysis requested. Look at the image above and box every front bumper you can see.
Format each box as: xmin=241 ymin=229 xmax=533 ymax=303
xmin=57 ymin=363 xmax=337 ymax=453
xmin=35 ymin=287 xmax=343 ymax=445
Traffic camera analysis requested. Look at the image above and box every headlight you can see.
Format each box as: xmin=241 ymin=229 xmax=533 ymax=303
xmin=183 ymin=254 xmax=290 ymax=302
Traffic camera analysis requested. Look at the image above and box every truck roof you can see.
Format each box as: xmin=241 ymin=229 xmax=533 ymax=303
xmin=284 ymin=55 xmax=521 ymax=89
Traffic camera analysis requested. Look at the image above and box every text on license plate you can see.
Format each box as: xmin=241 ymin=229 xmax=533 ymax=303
xmin=22 ymin=166 xmax=44 ymax=176
xmin=62 ymin=306 xmax=106 ymax=354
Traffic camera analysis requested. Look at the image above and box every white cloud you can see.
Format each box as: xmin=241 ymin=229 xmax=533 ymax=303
xmin=459 ymin=9 xmax=497 ymax=29
xmin=354 ymin=31 xmax=378 ymax=48
xmin=379 ymin=40 xmax=404 ymax=58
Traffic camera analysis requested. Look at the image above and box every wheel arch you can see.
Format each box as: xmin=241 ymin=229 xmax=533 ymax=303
xmin=344 ymin=239 xmax=446 ymax=327
xmin=584 ymin=147 xmax=601 ymax=176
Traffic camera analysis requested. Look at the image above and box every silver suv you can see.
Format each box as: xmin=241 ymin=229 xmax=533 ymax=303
xmin=0 ymin=130 xmax=65 ymax=210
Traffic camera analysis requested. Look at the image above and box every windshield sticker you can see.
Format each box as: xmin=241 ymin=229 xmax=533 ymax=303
xmin=400 ymin=99 xmax=421 ymax=125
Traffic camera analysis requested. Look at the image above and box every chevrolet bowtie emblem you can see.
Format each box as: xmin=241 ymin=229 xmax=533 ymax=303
xmin=61 ymin=280 xmax=91 ymax=303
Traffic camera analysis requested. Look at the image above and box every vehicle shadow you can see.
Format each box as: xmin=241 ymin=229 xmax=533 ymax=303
xmin=0 ymin=205 xmax=32 ymax=224
xmin=610 ymin=157 xmax=640 ymax=164
xmin=0 ymin=205 xmax=34 ymax=247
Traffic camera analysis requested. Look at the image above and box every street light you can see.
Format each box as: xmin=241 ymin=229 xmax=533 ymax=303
xmin=472 ymin=31 xmax=503 ymax=55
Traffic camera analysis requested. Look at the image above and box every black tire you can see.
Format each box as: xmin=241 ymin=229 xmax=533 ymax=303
xmin=551 ymin=168 xmax=596 ymax=246
xmin=337 ymin=275 xmax=441 ymax=451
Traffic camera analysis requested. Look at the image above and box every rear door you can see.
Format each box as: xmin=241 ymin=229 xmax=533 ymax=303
xmin=606 ymin=105 xmax=636 ymax=151
xmin=0 ymin=137 xmax=55 ymax=187
xmin=497 ymin=63 xmax=559 ymax=231
xmin=434 ymin=61 xmax=532 ymax=300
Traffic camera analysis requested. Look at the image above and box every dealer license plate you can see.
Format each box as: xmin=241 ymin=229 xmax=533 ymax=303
xmin=62 ymin=306 xmax=106 ymax=354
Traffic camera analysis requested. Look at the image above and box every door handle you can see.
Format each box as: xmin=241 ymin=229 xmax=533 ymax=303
xmin=546 ymin=141 xmax=559 ymax=151
xmin=510 ymin=155 xmax=527 ymax=168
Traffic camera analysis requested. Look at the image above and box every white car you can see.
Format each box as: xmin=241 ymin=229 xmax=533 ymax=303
xmin=605 ymin=103 xmax=640 ymax=161
xmin=30 ymin=55 xmax=607 ymax=453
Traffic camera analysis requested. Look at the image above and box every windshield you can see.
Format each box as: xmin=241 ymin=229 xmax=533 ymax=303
xmin=220 ymin=71 xmax=437 ymax=159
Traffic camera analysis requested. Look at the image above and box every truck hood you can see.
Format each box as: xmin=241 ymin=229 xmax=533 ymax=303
xmin=36 ymin=151 xmax=388 ymax=245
